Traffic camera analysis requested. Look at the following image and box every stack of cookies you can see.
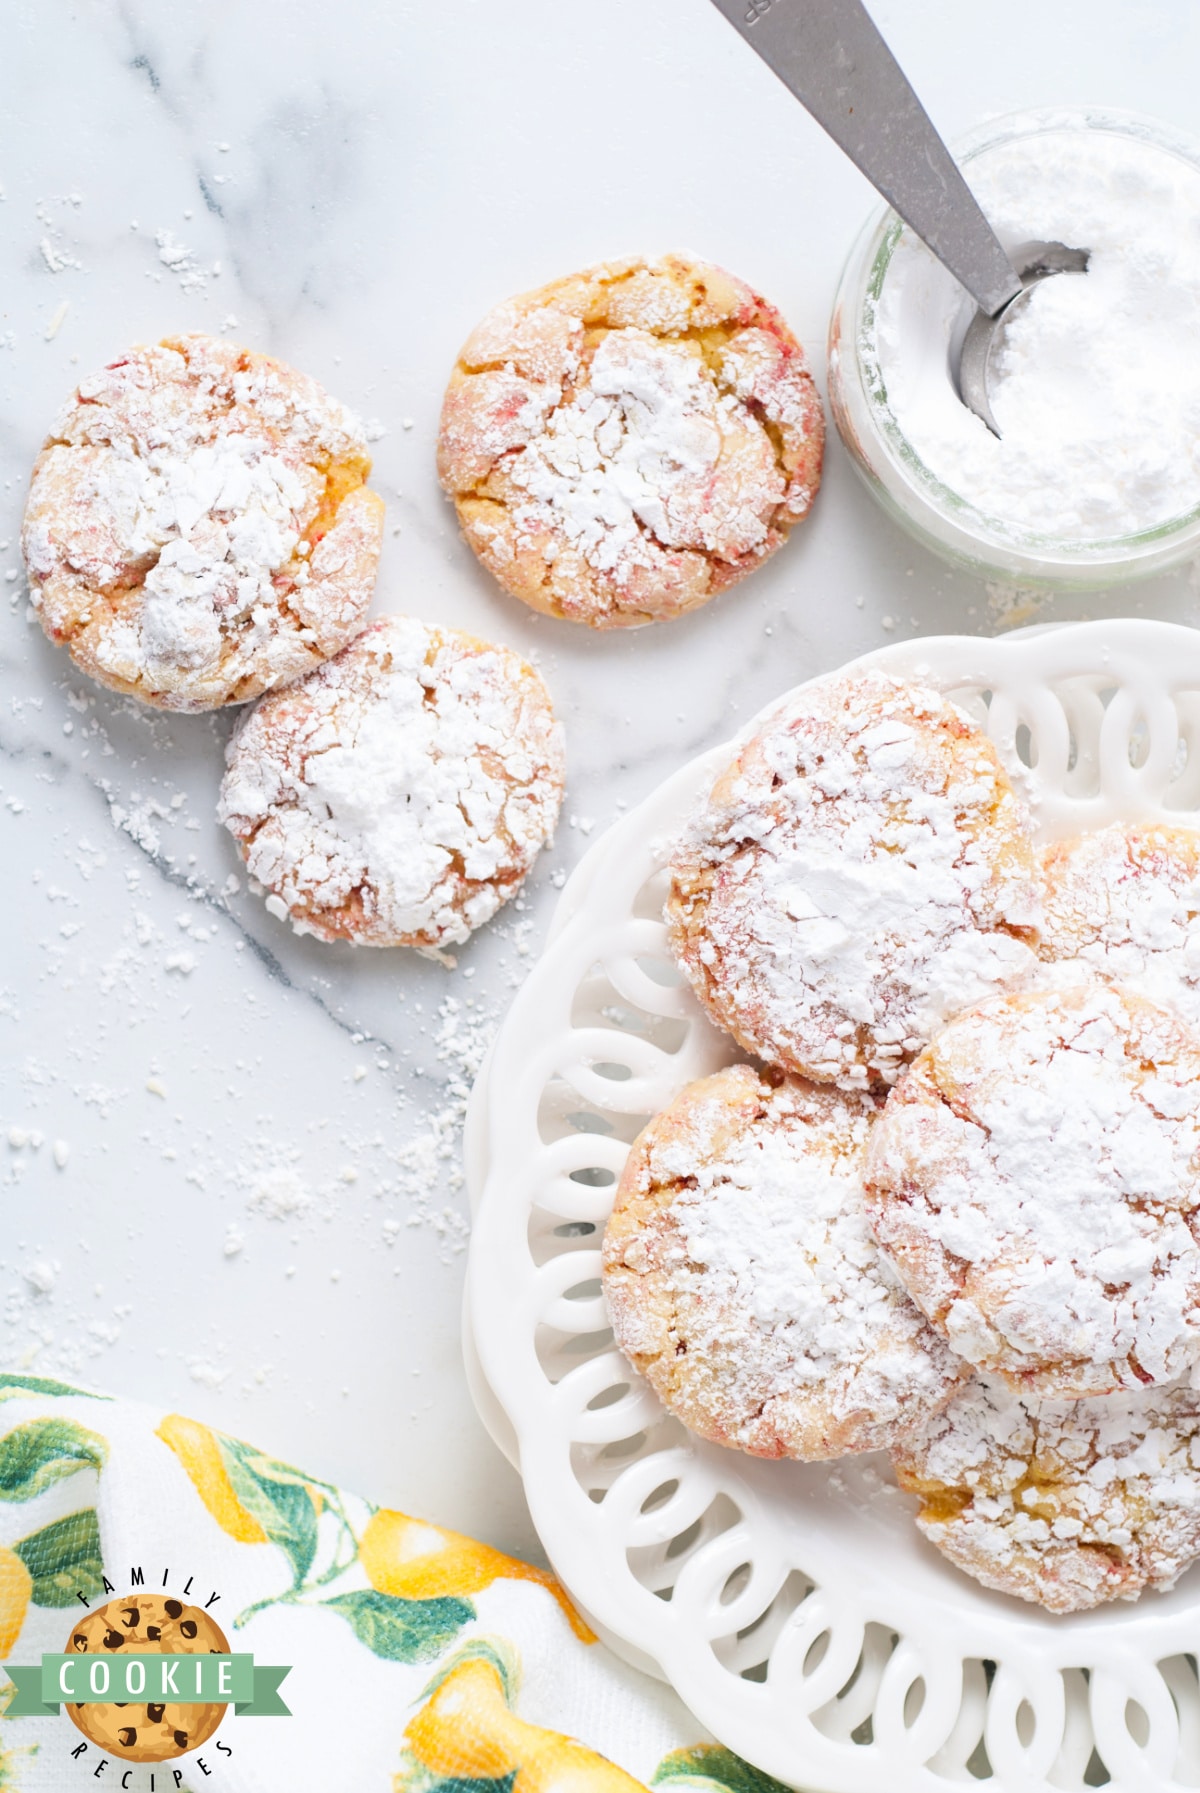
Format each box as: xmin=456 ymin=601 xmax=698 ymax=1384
xmin=602 ymin=671 xmax=1200 ymax=1614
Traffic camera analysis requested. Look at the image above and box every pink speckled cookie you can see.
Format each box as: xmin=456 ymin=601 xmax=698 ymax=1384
xmin=22 ymin=333 xmax=384 ymax=710
xmin=866 ymin=981 xmax=1200 ymax=1398
xmin=894 ymin=1372 xmax=1200 ymax=1612
xmin=602 ymin=1064 xmax=960 ymax=1460
xmin=666 ymin=673 xmax=1040 ymax=1088
xmin=437 ymin=254 xmax=823 ymax=628
xmin=219 ymin=616 xmax=564 ymax=954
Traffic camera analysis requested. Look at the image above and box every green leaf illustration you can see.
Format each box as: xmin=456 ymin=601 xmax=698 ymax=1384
xmin=14 ymin=1508 xmax=105 ymax=1608
xmin=0 ymin=1373 xmax=110 ymax=1404
xmin=0 ymin=1418 xmax=107 ymax=1501
xmin=654 ymin=1747 xmax=795 ymax=1793
xmin=216 ymin=1438 xmax=320 ymax=1586
xmin=394 ymin=1759 xmax=515 ymax=1793
xmin=322 ymin=1590 xmax=474 ymax=1663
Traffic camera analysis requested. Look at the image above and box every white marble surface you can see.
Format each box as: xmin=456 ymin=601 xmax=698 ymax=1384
xmin=4 ymin=0 xmax=1200 ymax=1564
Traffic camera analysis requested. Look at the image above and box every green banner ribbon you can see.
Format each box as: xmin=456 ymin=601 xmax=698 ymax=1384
xmin=235 ymin=1663 xmax=291 ymax=1717
xmin=5 ymin=1655 xmax=290 ymax=1717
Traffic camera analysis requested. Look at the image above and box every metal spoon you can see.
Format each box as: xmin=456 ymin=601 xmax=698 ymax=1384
xmin=709 ymin=0 xmax=1089 ymax=435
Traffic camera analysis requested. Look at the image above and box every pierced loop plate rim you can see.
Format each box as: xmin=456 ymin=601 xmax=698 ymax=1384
xmin=466 ymin=620 xmax=1200 ymax=1793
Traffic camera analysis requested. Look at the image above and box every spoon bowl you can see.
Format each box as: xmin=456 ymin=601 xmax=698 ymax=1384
xmin=957 ymin=241 xmax=1092 ymax=435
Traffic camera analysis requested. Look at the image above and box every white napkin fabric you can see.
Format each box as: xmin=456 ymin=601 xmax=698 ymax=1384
xmin=0 ymin=1376 xmax=785 ymax=1793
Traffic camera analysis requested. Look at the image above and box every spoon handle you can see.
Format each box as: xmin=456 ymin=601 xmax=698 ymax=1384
xmin=710 ymin=0 xmax=1022 ymax=317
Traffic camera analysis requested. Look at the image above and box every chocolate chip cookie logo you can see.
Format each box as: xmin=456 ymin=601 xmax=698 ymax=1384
xmin=6 ymin=1586 xmax=290 ymax=1774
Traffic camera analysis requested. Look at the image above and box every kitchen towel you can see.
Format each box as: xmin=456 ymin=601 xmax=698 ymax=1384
xmin=0 ymin=1374 xmax=786 ymax=1793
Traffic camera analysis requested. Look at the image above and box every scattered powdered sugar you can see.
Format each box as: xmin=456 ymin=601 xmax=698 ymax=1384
xmin=219 ymin=615 xmax=565 ymax=953
xmin=248 ymin=1164 xmax=309 ymax=1220
xmin=867 ymin=981 xmax=1200 ymax=1397
xmin=1040 ymin=822 xmax=1200 ymax=1028
xmin=153 ymin=228 xmax=215 ymax=293
xmin=667 ymin=672 xmax=1040 ymax=1088
xmin=894 ymin=1372 xmax=1200 ymax=1612
xmin=871 ymin=124 xmax=1200 ymax=537
xmin=389 ymin=995 xmax=493 ymax=1254
xmin=603 ymin=1066 xmax=958 ymax=1460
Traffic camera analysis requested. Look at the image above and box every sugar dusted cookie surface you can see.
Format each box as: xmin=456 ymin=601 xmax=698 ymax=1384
xmin=22 ymin=333 xmax=384 ymax=710
xmin=894 ymin=1372 xmax=1200 ymax=1612
xmin=601 ymin=1064 xmax=959 ymax=1460
xmin=1040 ymin=821 xmax=1200 ymax=1026
xmin=666 ymin=673 xmax=1040 ymax=1088
xmin=866 ymin=981 xmax=1200 ymax=1398
xmin=219 ymin=616 xmax=564 ymax=952
xmin=437 ymin=254 xmax=823 ymax=628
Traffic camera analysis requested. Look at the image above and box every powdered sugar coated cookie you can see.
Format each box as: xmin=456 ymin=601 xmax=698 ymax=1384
xmin=437 ymin=254 xmax=823 ymax=628
xmin=866 ymin=981 xmax=1200 ymax=1398
xmin=666 ymin=673 xmax=1040 ymax=1087
xmin=22 ymin=333 xmax=384 ymax=710
xmin=601 ymin=1064 xmax=960 ymax=1460
xmin=894 ymin=1372 xmax=1200 ymax=1612
xmin=1040 ymin=821 xmax=1200 ymax=1027
xmin=219 ymin=616 xmax=564 ymax=952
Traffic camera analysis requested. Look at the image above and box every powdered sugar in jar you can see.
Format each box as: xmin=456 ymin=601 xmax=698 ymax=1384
xmin=828 ymin=109 xmax=1200 ymax=588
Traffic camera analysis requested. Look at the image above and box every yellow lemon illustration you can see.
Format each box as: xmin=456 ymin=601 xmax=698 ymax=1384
xmin=0 ymin=1547 xmax=31 ymax=1658
xmin=361 ymin=1510 xmax=593 ymax=1642
xmin=405 ymin=1655 xmax=642 ymax=1793
xmin=155 ymin=1414 xmax=267 ymax=1545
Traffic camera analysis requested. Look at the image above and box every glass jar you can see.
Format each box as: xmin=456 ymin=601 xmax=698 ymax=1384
xmin=827 ymin=107 xmax=1200 ymax=589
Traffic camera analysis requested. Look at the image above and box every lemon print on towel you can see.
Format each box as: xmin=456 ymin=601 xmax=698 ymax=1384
xmin=0 ymin=1390 xmax=111 ymax=1657
xmin=397 ymin=1639 xmax=641 ymax=1793
xmin=156 ymin=1413 xmax=271 ymax=1543
xmin=0 ymin=1550 xmax=31 ymax=1659
xmin=157 ymin=1415 xmax=589 ymax=1663
xmin=361 ymin=1509 xmax=593 ymax=1642
xmin=157 ymin=1413 xmax=458 ymax=1659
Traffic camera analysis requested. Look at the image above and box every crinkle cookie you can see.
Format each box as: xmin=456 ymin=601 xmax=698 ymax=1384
xmin=1040 ymin=821 xmax=1200 ymax=1027
xmin=437 ymin=253 xmax=823 ymax=628
xmin=866 ymin=981 xmax=1200 ymax=1398
xmin=666 ymin=673 xmax=1040 ymax=1088
xmin=601 ymin=1064 xmax=960 ymax=1460
xmin=22 ymin=333 xmax=384 ymax=710
xmin=218 ymin=616 xmax=564 ymax=953
xmin=894 ymin=1372 xmax=1200 ymax=1613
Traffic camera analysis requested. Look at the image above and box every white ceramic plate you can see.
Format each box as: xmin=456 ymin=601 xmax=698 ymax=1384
xmin=466 ymin=620 xmax=1200 ymax=1793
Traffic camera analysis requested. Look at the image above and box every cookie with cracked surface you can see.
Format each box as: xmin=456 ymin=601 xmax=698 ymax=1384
xmin=219 ymin=615 xmax=565 ymax=953
xmin=601 ymin=1064 xmax=960 ymax=1460
xmin=437 ymin=253 xmax=823 ymax=628
xmin=666 ymin=672 xmax=1040 ymax=1088
xmin=866 ymin=980 xmax=1200 ymax=1398
xmin=22 ymin=332 xmax=384 ymax=710
xmin=65 ymin=1594 xmax=228 ymax=1762
xmin=1039 ymin=821 xmax=1200 ymax=1027
xmin=894 ymin=1372 xmax=1200 ymax=1612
